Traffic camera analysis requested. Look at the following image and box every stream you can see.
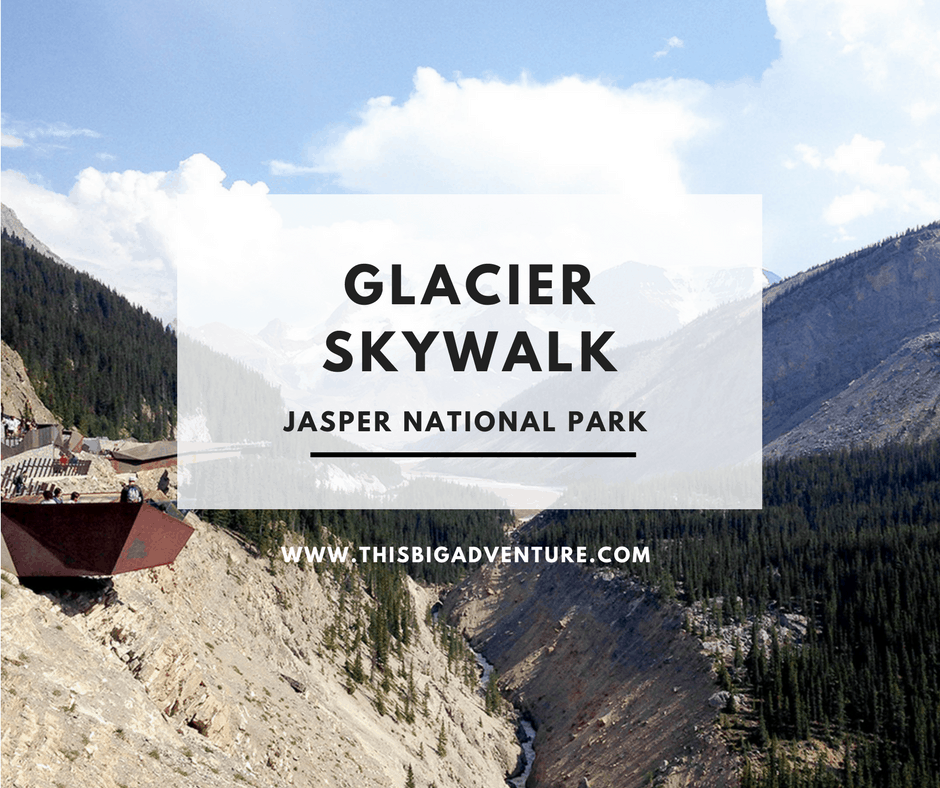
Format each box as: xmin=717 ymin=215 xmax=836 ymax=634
xmin=469 ymin=645 xmax=535 ymax=788
xmin=432 ymin=605 xmax=535 ymax=786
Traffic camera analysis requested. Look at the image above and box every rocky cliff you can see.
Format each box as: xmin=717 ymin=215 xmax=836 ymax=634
xmin=1 ymin=340 xmax=57 ymax=424
xmin=443 ymin=560 xmax=737 ymax=788
xmin=764 ymin=330 xmax=940 ymax=458
xmin=763 ymin=222 xmax=940 ymax=455
xmin=1 ymin=519 xmax=520 ymax=788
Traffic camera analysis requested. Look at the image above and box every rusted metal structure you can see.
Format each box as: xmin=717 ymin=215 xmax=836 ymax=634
xmin=0 ymin=502 xmax=194 ymax=578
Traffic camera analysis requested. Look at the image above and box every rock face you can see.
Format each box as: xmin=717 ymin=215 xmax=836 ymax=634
xmin=1 ymin=340 xmax=58 ymax=423
xmin=2 ymin=316 xmax=517 ymax=787
xmin=443 ymin=561 xmax=737 ymax=788
xmin=764 ymin=331 xmax=940 ymax=458
xmin=1 ymin=203 xmax=70 ymax=268
xmin=1 ymin=518 xmax=520 ymax=788
xmin=763 ymin=222 xmax=940 ymax=455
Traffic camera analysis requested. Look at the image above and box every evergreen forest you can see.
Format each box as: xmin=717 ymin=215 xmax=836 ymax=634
xmin=1 ymin=233 xmax=176 ymax=440
xmin=177 ymin=332 xmax=285 ymax=443
xmin=199 ymin=439 xmax=940 ymax=786
xmin=528 ymin=439 xmax=940 ymax=787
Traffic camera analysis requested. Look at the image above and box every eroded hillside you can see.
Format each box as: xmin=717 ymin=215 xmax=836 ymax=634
xmin=443 ymin=560 xmax=737 ymax=788
xmin=763 ymin=222 xmax=940 ymax=453
xmin=1 ymin=517 xmax=520 ymax=788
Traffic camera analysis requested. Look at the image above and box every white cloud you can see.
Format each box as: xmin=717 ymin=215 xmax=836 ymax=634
xmin=789 ymin=134 xmax=922 ymax=226
xmin=823 ymin=134 xmax=908 ymax=188
xmin=277 ymin=1 xmax=936 ymax=272
xmin=4 ymin=119 xmax=101 ymax=142
xmin=898 ymin=187 xmax=940 ymax=216
xmin=1 ymin=155 xmax=279 ymax=323
xmin=795 ymin=143 xmax=822 ymax=168
xmin=767 ymin=0 xmax=940 ymax=88
xmin=824 ymin=188 xmax=885 ymax=224
xmin=923 ymin=154 xmax=940 ymax=185
xmin=268 ymin=159 xmax=319 ymax=176
xmin=30 ymin=122 xmax=101 ymax=140
xmin=5 ymin=0 xmax=940 ymax=285
xmin=308 ymin=67 xmax=710 ymax=199
xmin=1 ymin=117 xmax=102 ymax=156
xmin=729 ymin=0 xmax=940 ymax=254
xmin=908 ymin=100 xmax=939 ymax=123
xmin=654 ymin=36 xmax=685 ymax=58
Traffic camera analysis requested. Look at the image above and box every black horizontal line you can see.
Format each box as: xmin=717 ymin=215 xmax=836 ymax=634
xmin=310 ymin=452 xmax=636 ymax=458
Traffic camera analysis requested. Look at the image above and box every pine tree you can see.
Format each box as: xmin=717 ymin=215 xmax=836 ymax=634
xmin=485 ymin=670 xmax=501 ymax=715
xmin=437 ymin=720 xmax=447 ymax=757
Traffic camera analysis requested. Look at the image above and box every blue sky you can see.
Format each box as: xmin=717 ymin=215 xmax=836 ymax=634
xmin=1 ymin=0 xmax=776 ymax=190
xmin=2 ymin=0 xmax=938 ymax=321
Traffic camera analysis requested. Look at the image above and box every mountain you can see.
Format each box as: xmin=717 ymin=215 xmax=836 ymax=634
xmin=487 ymin=438 xmax=940 ymax=787
xmin=1 ymin=203 xmax=69 ymax=269
xmin=764 ymin=330 xmax=940 ymax=458
xmin=1 ymin=233 xmax=177 ymax=440
xmin=5 ymin=211 xmax=938 ymax=788
xmin=444 ymin=560 xmax=738 ymax=787
xmin=1 ymin=340 xmax=58 ymax=424
xmin=411 ymin=295 xmax=761 ymax=496
xmin=414 ymin=223 xmax=939 ymax=488
xmin=176 ymin=224 xmax=939 ymax=507
xmin=763 ymin=222 xmax=940 ymax=456
xmin=0 ymin=514 xmax=521 ymax=788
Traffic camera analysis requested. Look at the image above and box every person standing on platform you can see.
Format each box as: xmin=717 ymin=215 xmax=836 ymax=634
xmin=121 ymin=475 xmax=143 ymax=503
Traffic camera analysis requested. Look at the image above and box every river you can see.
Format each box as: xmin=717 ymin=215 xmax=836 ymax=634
xmin=432 ymin=605 xmax=536 ymax=785
xmin=469 ymin=644 xmax=535 ymax=787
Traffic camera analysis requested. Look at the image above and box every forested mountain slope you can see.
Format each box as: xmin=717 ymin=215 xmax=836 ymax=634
xmin=1 ymin=233 xmax=176 ymax=440
xmin=520 ymin=439 xmax=940 ymax=787
xmin=1 ymin=513 xmax=520 ymax=788
xmin=763 ymin=222 xmax=940 ymax=454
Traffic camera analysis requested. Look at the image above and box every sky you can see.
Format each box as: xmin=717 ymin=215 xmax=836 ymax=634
xmin=2 ymin=0 xmax=939 ymax=323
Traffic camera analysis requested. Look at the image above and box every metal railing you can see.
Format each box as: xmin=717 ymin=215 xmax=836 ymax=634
xmin=1 ymin=457 xmax=92 ymax=498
